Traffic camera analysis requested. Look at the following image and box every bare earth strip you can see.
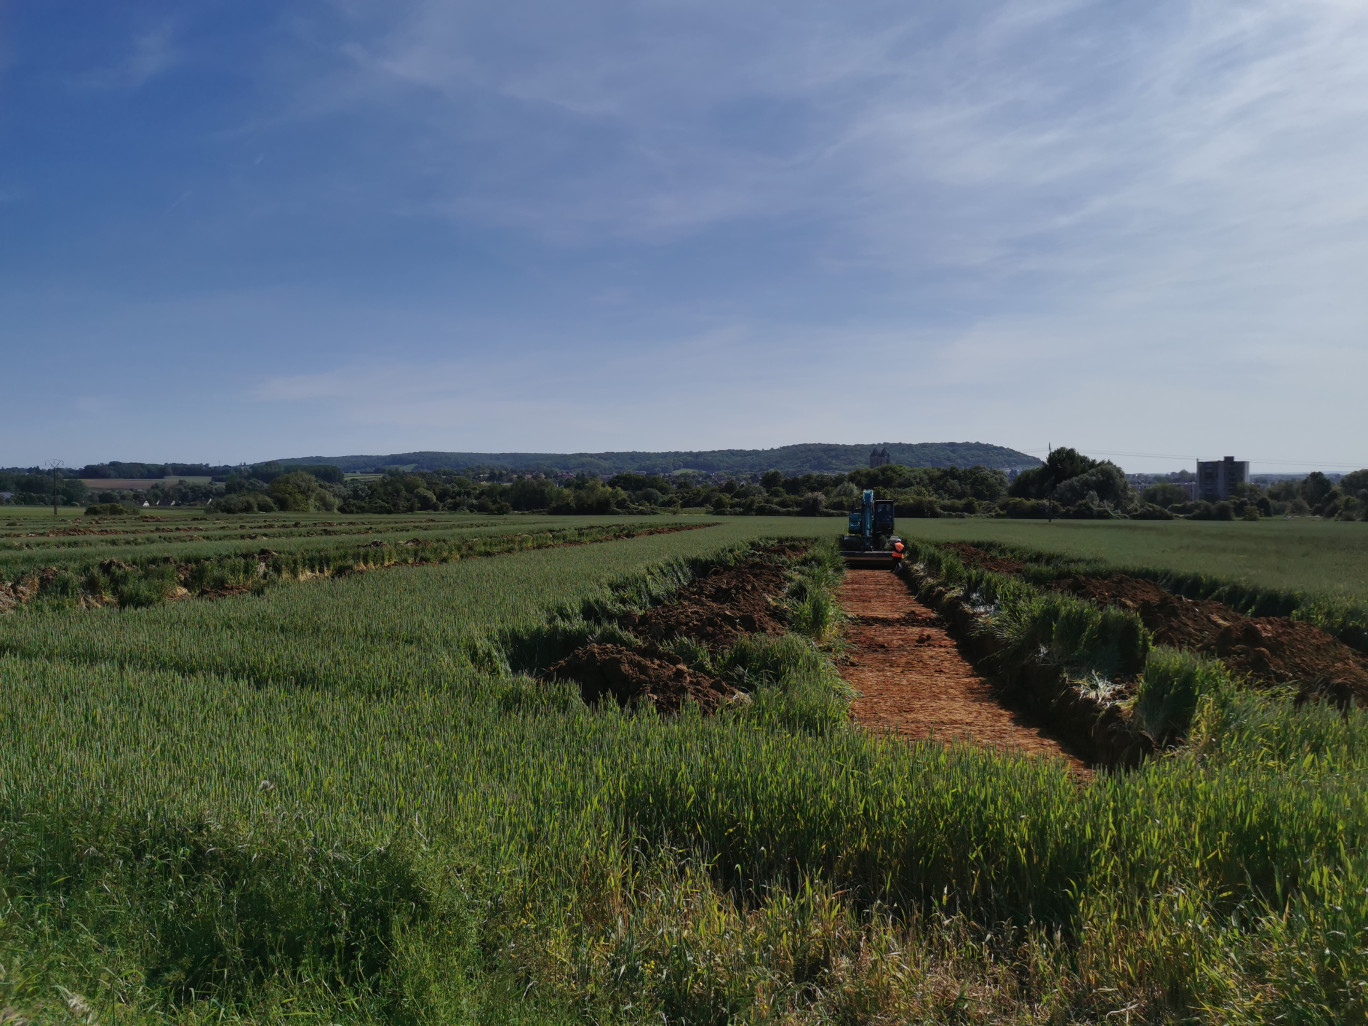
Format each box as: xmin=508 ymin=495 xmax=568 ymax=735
xmin=839 ymin=569 xmax=1085 ymax=770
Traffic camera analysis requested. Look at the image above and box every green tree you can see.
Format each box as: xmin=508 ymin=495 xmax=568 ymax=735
xmin=565 ymin=479 xmax=624 ymax=514
xmin=1144 ymin=482 xmax=1188 ymax=508
xmin=1007 ymin=467 xmax=1050 ymax=500
xmin=1339 ymin=469 xmax=1368 ymax=499
xmin=849 ymin=464 xmax=915 ymax=490
xmin=1053 ymin=463 xmax=1133 ymax=507
xmin=508 ymin=477 xmax=559 ymax=512
xmin=1301 ymin=471 xmax=1334 ymax=508
xmin=1045 ymin=447 xmax=1096 ymax=483
xmin=269 ymin=472 xmax=338 ymax=512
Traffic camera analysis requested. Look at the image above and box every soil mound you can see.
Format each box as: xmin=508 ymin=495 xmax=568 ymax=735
xmin=625 ymin=556 xmax=789 ymax=649
xmin=547 ymin=643 xmax=732 ymax=714
xmin=946 ymin=543 xmax=1028 ymax=576
xmin=541 ymin=545 xmax=802 ymax=715
xmin=1053 ymin=574 xmax=1368 ymax=704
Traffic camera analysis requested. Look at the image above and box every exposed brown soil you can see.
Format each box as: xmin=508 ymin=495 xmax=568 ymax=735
xmin=546 ymin=545 xmax=799 ymax=714
xmin=1052 ymin=574 xmax=1368 ymax=704
xmin=945 ymin=543 xmax=1368 ymax=706
xmin=546 ymin=643 xmax=734 ymax=714
xmin=622 ymin=550 xmax=793 ymax=650
xmin=946 ymin=543 xmax=1028 ymax=576
xmin=839 ymin=569 xmax=1085 ymax=769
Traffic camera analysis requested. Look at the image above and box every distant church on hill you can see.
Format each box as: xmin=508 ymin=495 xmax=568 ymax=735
xmin=868 ymin=446 xmax=892 ymax=468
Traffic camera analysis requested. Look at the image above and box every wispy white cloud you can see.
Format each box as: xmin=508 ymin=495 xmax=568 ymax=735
xmin=262 ymin=0 xmax=1368 ymax=298
xmin=76 ymin=21 xmax=179 ymax=91
xmin=7 ymin=1 xmax=1367 ymax=469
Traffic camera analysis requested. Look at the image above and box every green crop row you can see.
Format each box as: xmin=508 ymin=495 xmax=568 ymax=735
xmin=901 ymin=539 xmax=1259 ymax=747
xmin=905 ymin=539 xmax=1149 ymax=680
xmin=906 ymin=530 xmax=1368 ymax=656
xmin=3 ymin=651 xmax=1365 ymax=1020
xmin=2 ymin=519 xmax=1366 ymax=1022
xmin=894 ymin=517 xmax=1368 ymax=603
xmin=0 ymin=512 xmax=679 ymax=582
xmin=3 ymin=521 xmax=715 ymax=613
xmin=0 ymin=521 xmax=837 ymax=691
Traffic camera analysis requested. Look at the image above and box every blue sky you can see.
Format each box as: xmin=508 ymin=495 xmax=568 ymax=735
xmin=2 ymin=1 xmax=1365 ymax=472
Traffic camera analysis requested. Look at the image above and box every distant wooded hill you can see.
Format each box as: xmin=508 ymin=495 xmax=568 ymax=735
xmin=276 ymin=443 xmax=1041 ymax=476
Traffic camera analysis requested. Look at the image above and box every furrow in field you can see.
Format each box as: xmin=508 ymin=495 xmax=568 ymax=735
xmin=838 ymin=569 xmax=1086 ymax=769
xmin=952 ymin=542 xmax=1368 ymax=705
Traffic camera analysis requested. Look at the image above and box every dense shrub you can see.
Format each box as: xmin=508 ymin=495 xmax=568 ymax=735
xmin=213 ymin=492 xmax=276 ymax=514
xmin=1002 ymin=497 xmax=1050 ymax=518
xmin=1143 ymin=482 xmax=1188 ymax=507
xmin=269 ymin=472 xmax=339 ymax=513
xmin=897 ymin=496 xmax=941 ymax=518
xmin=1209 ymin=501 xmax=1235 ymax=520
xmin=1054 ymin=464 xmax=1131 ymax=507
xmin=1131 ymin=503 xmax=1175 ymax=520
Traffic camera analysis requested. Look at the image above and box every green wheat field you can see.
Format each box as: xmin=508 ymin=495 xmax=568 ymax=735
xmin=1 ymin=511 xmax=1366 ymax=1023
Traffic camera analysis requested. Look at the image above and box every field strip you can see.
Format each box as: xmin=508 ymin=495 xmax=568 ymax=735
xmin=949 ymin=542 xmax=1368 ymax=704
xmin=540 ymin=544 xmax=799 ymax=713
xmin=0 ymin=521 xmax=715 ymax=613
xmin=839 ymin=569 xmax=1086 ymax=769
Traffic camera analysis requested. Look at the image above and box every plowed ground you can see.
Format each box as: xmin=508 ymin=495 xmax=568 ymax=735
xmin=946 ymin=542 xmax=1027 ymax=575
xmin=1054 ymin=574 xmax=1368 ymax=705
xmin=621 ymin=554 xmax=792 ymax=650
xmin=838 ymin=570 xmax=1084 ymax=769
xmin=547 ymin=642 xmax=733 ymax=715
xmin=949 ymin=543 xmax=1368 ymax=706
xmin=546 ymin=545 xmax=797 ymax=713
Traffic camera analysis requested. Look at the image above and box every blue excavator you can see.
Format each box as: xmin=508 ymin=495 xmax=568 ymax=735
xmin=839 ymin=489 xmax=905 ymax=569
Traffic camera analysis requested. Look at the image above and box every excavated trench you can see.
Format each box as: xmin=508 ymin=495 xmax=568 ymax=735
xmin=838 ymin=569 xmax=1087 ymax=770
xmin=951 ymin=544 xmax=1368 ymax=707
xmin=545 ymin=544 xmax=1094 ymax=770
xmin=543 ymin=545 xmax=800 ymax=713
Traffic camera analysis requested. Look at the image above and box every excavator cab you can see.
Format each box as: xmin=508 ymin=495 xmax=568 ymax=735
xmin=840 ymin=489 xmax=904 ymax=569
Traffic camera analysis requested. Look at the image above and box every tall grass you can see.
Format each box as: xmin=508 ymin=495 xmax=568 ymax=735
xmin=1133 ymin=646 xmax=1230 ymax=743
xmin=897 ymin=517 xmax=1368 ymax=600
xmin=2 ymin=518 xmax=1367 ymax=1021
xmin=900 ymin=521 xmax=1368 ymax=654
xmin=5 ymin=643 xmax=1366 ymax=1022
xmin=904 ymin=537 xmax=1151 ymax=683
xmin=7 ymin=521 xmax=708 ymax=611
xmin=782 ymin=538 xmax=845 ymax=644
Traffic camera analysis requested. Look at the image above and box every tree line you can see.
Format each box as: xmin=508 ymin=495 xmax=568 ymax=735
xmin=273 ymin=441 xmax=1038 ymax=476
xmin=3 ymin=450 xmax=1365 ymax=521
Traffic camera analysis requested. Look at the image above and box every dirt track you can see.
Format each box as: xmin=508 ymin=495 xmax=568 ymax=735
xmin=839 ymin=570 xmax=1084 ymax=768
